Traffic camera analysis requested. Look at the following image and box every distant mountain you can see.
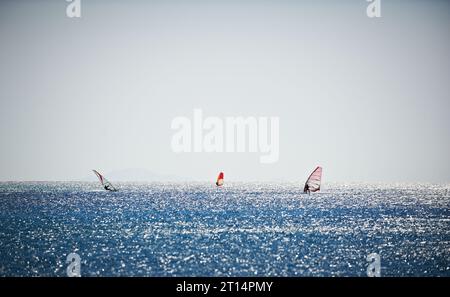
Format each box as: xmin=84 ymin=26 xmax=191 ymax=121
xmin=84 ymin=168 xmax=190 ymax=182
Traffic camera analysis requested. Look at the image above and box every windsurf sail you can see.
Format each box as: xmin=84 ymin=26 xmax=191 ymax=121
xmin=304 ymin=166 xmax=322 ymax=193
xmin=216 ymin=172 xmax=224 ymax=187
xmin=93 ymin=170 xmax=118 ymax=192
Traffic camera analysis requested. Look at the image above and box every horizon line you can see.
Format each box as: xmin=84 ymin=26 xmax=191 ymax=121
xmin=0 ymin=180 xmax=449 ymax=185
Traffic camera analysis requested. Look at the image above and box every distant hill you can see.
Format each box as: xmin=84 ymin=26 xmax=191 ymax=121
xmin=84 ymin=168 xmax=191 ymax=182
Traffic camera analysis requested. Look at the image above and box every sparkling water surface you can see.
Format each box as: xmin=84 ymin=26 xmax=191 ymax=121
xmin=0 ymin=182 xmax=449 ymax=276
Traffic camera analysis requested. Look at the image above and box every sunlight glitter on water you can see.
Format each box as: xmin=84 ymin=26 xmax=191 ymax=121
xmin=0 ymin=182 xmax=449 ymax=276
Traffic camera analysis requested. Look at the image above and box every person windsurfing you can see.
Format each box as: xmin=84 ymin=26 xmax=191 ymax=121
xmin=303 ymin=166 xmax=322 ymax=195
xmin=216 ymin=172 xmax=224 ymax=187
xmin=303 ymin=183 xmax=310 ymax=195
xmin=93 ymin=170 xmax=118 ymax=192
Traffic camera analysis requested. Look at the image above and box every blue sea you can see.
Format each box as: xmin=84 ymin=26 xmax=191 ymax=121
xmin=0 ymin=182 xmax=449 ymax=276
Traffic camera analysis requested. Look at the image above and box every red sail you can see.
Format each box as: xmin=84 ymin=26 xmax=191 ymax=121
xmin=304 ymin=166 xmax=322 ymax=192
xmin=216 ymin=172 xmax=224 ymax=186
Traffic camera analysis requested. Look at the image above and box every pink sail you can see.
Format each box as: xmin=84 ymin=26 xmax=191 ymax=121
xmin=304 ymin=166 xmax=322 ymax=193
xmin=93 ymin=170 xmax=117 ymax=192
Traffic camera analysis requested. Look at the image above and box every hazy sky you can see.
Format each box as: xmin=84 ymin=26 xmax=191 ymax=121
xmin=0 ymin=0 xmax=449 ymax=182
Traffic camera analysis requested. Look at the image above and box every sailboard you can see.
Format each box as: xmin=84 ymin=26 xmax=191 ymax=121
xmin=303 ymin=166 xmax=322 ymax=194
xmin=216 ymin=172 xmax=224 ymax=187
xmin=92 ymin=170 xmax=118 ymax=192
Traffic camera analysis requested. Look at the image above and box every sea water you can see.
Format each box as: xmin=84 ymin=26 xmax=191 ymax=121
xmin=0 ymin=182 xmax=448 ymax=276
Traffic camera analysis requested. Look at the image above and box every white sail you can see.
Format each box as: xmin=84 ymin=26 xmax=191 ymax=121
xmin=304 ymin=166 xmax=322 ymax=193
xmin=92 ymin=170 xmax=117 ymax=191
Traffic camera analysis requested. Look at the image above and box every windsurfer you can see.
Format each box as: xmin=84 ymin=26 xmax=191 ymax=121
xmin=216 ymin=172 xmax=224 ymax=187
xmin=304 ymin=184 xmax=310 ymax=194
xmin=303 ymin=166 xmax=322 ymax=194
xmin=93 ymin=170 xmax=117 ymax=192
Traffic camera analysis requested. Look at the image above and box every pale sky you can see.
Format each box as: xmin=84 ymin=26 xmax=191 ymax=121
xmin=0 ymin=0 xmax=449 ymax=182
